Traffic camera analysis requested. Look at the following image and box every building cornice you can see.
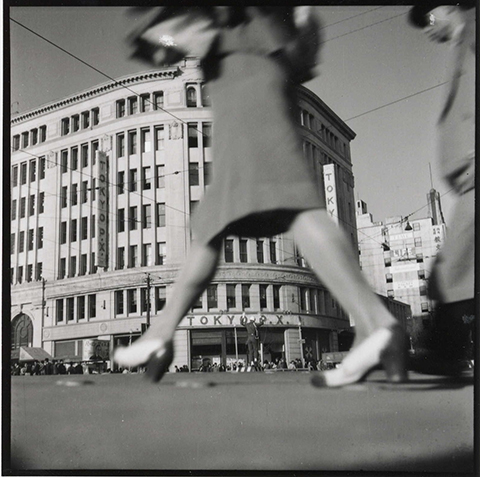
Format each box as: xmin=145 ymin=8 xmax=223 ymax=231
xmin=11 ymin=68 xmax=181 ymax=125
xmin=297 ymin=84 xmax=356 ymax=141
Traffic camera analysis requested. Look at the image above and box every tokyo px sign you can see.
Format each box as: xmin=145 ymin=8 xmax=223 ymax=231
xmin=96 ymin=151 xmax=108 ymax=268
xmin=323 ymin=163 xmax=339 ymax=225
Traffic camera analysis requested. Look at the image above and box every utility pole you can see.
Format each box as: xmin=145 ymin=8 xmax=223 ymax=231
xmin=41 ymin=278 xmax=46 ymax=345
xmin=146 ymin=273 xmax=151 ymax=330
xmin=143 ymin=273 xmax=161 ymax=334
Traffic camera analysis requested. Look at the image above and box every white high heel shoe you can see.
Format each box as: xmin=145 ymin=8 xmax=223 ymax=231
xmin=311 ymin=325 xmax=408 ymax=388
xmin=114 ymin=339 xmax=174 ymax=383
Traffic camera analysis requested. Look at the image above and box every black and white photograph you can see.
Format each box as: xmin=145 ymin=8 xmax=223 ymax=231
xmin=4 ymin=2 xmax=476 ymax=475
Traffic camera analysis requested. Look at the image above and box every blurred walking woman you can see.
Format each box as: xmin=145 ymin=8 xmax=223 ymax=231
xmin=114 ymin=6 xmax=409 ymax=387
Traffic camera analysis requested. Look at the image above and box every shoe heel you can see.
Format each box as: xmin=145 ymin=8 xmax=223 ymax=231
xmin=146 ymin=341 xmax=174 ymax=383
xmin=380 ymin=328 xmax=408 ymax=383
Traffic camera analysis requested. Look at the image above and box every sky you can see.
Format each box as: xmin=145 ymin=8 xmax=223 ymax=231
xmin=8 ymin=5 xmax=459 ymax=223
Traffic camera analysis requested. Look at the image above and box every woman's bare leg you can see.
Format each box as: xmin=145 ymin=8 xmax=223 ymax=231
xmin=114 ymin=237 xmax=222 ymax=365
xmin=291 ymin=210 xmax=407 ymax=386
xmin=148 ymin=237 xmax=223 ymax=340
xmin=291 ymin=209 xmax=397 ymax=344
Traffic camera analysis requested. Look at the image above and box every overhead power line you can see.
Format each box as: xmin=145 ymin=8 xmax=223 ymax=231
xmin=344 ymin=82 xmax=449 ymax=122
xmin=320 ymin=11 xmax=408 ymax=44
xmin=9 ymin=17 xmax=203 ymax=138
xmin=319 ymin=6 xmax=385 ymax=30
xmin=10 ymin=13 xmax=452 ymax=243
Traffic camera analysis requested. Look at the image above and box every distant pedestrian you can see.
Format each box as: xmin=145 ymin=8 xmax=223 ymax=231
xmin=57 ymin=360 xmax=67 ymax=375
xmin=240 ymin=313 xmax=264 ymax=365
xmin=32 ymin=360 xmax=40 ymax=375
xmin=44 ymin=358 xmax=54 ymax=375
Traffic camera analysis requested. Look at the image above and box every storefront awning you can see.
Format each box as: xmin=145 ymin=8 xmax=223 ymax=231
xmin=14 ymin=347 xmax=53 ymax=362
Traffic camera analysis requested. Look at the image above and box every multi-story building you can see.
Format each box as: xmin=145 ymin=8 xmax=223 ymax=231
xmin=356 ymin=190 xmax=447 ymax=344
xmin=10 ymin=57 xmax=361 ymax=370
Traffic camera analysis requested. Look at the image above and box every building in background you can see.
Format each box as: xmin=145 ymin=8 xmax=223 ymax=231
xmin=11 ymin=58 xmax=366 ymax=370
xmin=356 ymin=190 xmax=446 ymax=347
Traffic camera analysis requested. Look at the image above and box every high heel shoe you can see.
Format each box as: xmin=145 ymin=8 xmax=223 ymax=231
xmin=145 ymin=340 xmax=174 ymax=383
xmin=113 ymin=339 xmax=174 ymax=383
xmin=311 ymin=325 xmax=408 ymax=388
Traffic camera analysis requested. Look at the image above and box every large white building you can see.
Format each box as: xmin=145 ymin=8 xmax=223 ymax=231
xmin=10 ymin=58 xmax=361 ymax=370
xmin=356 ymin=190 xmax=447 ymax=344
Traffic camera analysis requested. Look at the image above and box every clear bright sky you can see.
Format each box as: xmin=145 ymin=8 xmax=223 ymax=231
xmin=9 ymin=5 xmax=458 ymax=223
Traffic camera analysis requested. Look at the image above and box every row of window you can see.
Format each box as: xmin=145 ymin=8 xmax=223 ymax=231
xmin=60 ymin=140 xmax=99 ymax=172
xmin=115 ymin=162 xmax=211 ymax=193
xmin=53 ymin=232 xmax=278 ymax=274
xmin=12 ymin=158 xmax=46 ymax=188
xmin=224 ymin=239 xmax=277 ymax=264
xmin=61 ymin=182 xmax=96 ymax=207
xmin=384 ymin=253 xmax=423 ymax=267
xmin=300 ymin=108 xmax=347 ymax=156
xmin=60 ymin=217 xmax=95 ymax=244
xmin=116 ymin=126 xmax=163 ymax=157
xmin=298 ymin=287 xmax=337 ymax=315
xmin=56 ymin=294 xmax=97 ymax=323
xmin=116 ymin=243 xmax=166 ymax=269
xmin=116 ymin=204 xmax=164 ymax=232
xmin=55 ymin=242 xmax=165 ymax=278
xmin=113 ymin=283 xmax=279 ymax=318
xmin=114 ymin=122 xmax=211 ymax=159
xmin=385 ymin=269 xmax=426 ymax=282
xmin=11 ymin=193 xmax=45 ymax=220
xmin=11 ymin=263 xmax=43 ymax=284
xmin=58 ymin=253 xmax=97 ymax=279
xmin=386 ymin=237 xmax=424 ymax=248
xmin=115 ymin=286 xmax=166 ymax=316
xmin=386 ymin=285 xmax=428 ymax=299
xmin=61 ymin=108 xmax=100 ymax=136
xmin=53 ymin=282 xmax=339 ymax=326
xmin=11 ymin=227 xmax=43 ymax=255
xmin=12 ymin=123 xmax=212 ymax=195
xmin=52 ymin=235 xmax=278 ymax=275
xmin=55 ymin=200 xmax=206 ymax=254
xmin=115 ymin=84 xmax=210 ymax=121
xmin=12 ymin=81 xmax=212 ymax=152
xmin=116 ymin=92 xmax=164 ymax=118
xmin=12 ymin=126 xmax=47 ymax=151
xmin=113 ymin=283 xmax=334 ymax=318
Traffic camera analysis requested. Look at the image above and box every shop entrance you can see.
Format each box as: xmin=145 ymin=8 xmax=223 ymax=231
xmin=190 ymin=329 xmax=248 ymax=370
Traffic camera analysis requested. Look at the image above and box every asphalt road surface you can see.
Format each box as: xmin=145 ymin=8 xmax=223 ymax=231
xmin=9 ymin=370 xmax=475 ymax=473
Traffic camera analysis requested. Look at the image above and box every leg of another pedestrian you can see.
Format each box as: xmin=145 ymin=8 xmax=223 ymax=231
xmin=291 ymin=209 xmax=408 ymax=387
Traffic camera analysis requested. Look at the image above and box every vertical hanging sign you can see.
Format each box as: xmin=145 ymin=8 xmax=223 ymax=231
xmin=323 ymin=164 xmax=339 ymax=225
xmin=96 ymin=151 xmax=108 ymax=268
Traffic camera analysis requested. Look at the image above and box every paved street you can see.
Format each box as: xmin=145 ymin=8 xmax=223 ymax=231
xmin=9 ymin=370 xmax=475 ymax=473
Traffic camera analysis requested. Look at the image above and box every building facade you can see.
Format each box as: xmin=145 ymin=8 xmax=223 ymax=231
xmin=356 ymin=191 xmax=447 ymax=344
xmin=10 ymin=58 xmax=360 ymax=370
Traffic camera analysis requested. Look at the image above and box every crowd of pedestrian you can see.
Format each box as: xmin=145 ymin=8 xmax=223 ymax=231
xmin=174 ymin=365 xmax=190 ymax=373
xmin=263 ymin=358 xmax=337 ymax=371
xmin=10 ymin=358 xmax=88 ymax=376
xmin=173 ymin=358 xmax=340 ymax=373
xmin=11 ymin=357 xmax=339 ymax=376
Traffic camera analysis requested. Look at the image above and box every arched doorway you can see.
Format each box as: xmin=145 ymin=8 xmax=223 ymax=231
xmin=11 ymin=313 xmax=34 ymax=350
